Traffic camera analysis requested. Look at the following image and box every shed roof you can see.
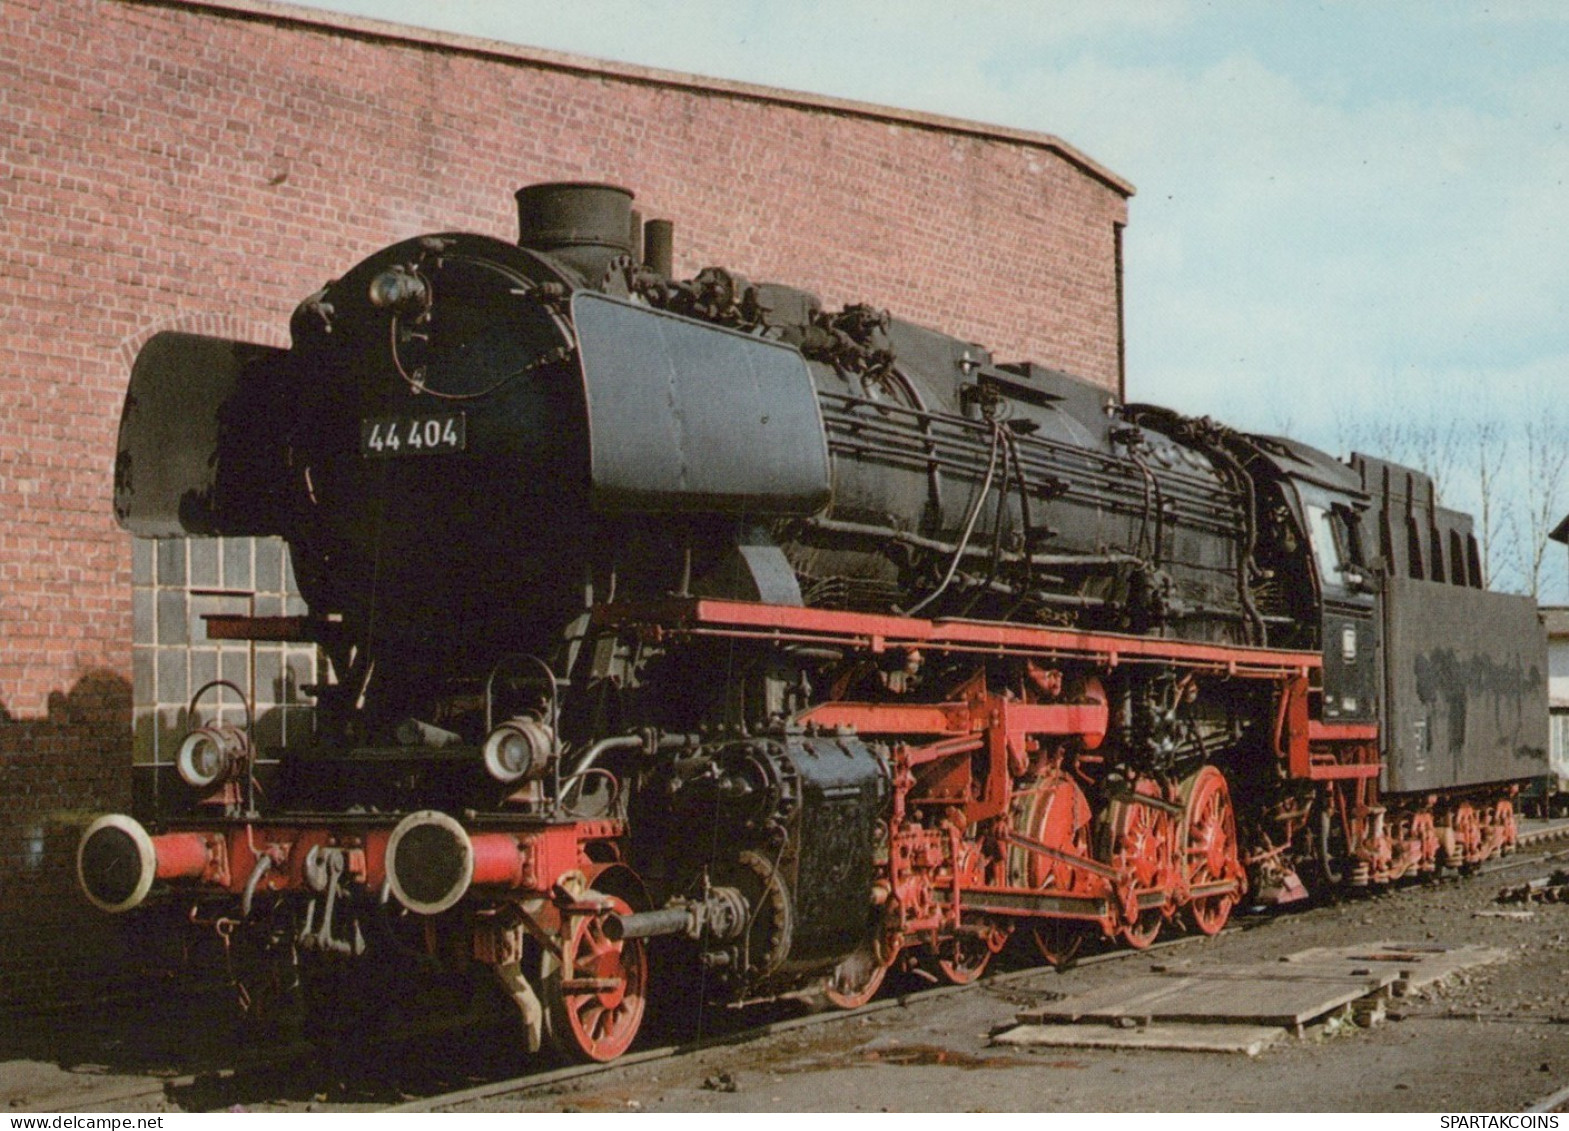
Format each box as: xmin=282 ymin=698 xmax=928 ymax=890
xmin=163 ymin=0 xmax=1136 ymax=197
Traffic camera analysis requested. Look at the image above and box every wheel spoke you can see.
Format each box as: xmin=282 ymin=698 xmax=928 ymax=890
xmin=544 ymin=891 xmax=647 ymax=1063
xmin=1179 ymin=767 xmax=1240 ymax=936
xmin=1110 ymin=777 xmax=1174 ymax=947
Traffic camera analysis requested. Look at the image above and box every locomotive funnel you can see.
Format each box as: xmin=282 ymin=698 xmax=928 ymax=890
xmin=384 ymin=810 xmax=475 ymax=915
xmin=515 ymin=182 xmax=634 ymax=284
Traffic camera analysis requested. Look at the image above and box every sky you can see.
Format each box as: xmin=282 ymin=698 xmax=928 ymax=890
xmin=284 ymin=0 xmax=1569 ymax=595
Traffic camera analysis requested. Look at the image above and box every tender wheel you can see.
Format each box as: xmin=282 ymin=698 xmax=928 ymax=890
xmin=1448 ymin=802 xmax=1481 ymax=870
xmin=1496 ymin=798 xmax=1518 ymax=855
xmin=823 ymin=943 xmax=891 ymax=1010
xmin=1411 ymin=810 xmax=1439 ymax=875
xmin=542 ymin=894 xmax=647 ymax=1063
xmin=1179 ymin=765 xmax=1242 ymax=936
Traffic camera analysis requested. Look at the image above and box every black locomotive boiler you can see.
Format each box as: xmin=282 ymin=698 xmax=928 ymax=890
xmin=79 ymin=183 xmax=1549 ymax=1061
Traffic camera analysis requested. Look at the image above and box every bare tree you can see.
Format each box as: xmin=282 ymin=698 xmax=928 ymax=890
xmin=1516 ymin=414 xmax=1569 ymax=600
xmin=1336 ymin=414 xmax=1464 ymax=501
xmin=1311 ymin=373 xmax=1569 ymax=601
xmin=1471 ymin=418 xmax=1508 ymax=588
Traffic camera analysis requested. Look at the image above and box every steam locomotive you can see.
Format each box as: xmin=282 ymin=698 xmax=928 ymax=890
xmin=78 ymin=183 xmax=1548 ymax=1062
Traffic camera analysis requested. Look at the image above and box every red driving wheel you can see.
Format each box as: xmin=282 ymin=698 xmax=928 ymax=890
xmin=1178 ymin=765 xmax=1242 ymax=936
xmin=1009 ymin=773 xmax=1096 ymax=962
xmin=542 ymin=893 xmax=648 ymax=1063
xmin=1107 ymin=777 xmax=1172 ymax=949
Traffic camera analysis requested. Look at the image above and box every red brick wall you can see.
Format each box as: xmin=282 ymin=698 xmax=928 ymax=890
xmin=0 ymin=0 xmax=1129 ymax=1009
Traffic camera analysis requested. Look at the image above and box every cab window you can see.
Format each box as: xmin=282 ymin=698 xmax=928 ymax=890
xmin=1307 ymin=503 xmax=1351 ymax=589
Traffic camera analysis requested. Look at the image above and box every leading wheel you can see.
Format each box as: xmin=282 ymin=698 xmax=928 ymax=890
xmin=542 ymin=893 xmax=648 ymax=1063
xmin=1178 ymin=765 xmax=1242 ymax=936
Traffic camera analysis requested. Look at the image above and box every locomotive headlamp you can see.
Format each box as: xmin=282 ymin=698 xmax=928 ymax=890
xmin=367 ymin=265 xmax=429 ymax=313
xmin=175 ymin=723 xmax=248 ymax=789
xmin=481 ymin=716 xmax=555 ymax=784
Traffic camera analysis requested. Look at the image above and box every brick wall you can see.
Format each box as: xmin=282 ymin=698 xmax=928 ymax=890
xmin=0 ymin=0 xmax=1130 ymax=1010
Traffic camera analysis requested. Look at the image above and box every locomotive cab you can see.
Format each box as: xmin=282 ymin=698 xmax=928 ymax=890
xmin=1258 ymin=436 xmax=1379 ymax=725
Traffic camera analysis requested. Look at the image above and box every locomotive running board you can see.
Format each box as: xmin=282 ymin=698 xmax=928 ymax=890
xmin=594 ymin=597 xmax=1321 ymax=676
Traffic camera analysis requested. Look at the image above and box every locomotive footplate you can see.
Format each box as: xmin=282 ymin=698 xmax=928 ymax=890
xmin=595 ymin=596 xmax=1324 ymax=677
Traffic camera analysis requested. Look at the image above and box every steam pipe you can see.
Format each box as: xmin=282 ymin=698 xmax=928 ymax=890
xmin=603 ymin=906 xmax=692 ymax=942
xmin=567 ymin=731 xmax=699 ymax=778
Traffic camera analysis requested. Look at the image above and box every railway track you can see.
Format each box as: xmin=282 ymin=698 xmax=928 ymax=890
xmin=385 ymin=929 xmax=1216 ymax=1114
xmin=50 ymin=824 xmax=1569 ymax=1114
xmin=53 ymin=922 xmax=1209 ymax=1113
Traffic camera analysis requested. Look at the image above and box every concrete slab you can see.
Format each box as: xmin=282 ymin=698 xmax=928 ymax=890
xmin=1275 ymin=940 xmax=1510 ymax=991
xmin=994 ymin=938 xmax=1512 ymax=1056
xmin=0 ymin=1059 xmax=168 ymax=1113
xmin=1016 ymin=967 xmax=1395 ymax=1028
xmin=993 ymin=1022 xmax=1285 ymax=1057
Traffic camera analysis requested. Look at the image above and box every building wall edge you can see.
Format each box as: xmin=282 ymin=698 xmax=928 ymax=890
xmin=130 ymin=0 xmax=1135 ymax=200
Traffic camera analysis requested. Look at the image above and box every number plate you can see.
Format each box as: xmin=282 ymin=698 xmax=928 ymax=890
xmin=361 ymin=413 xmax=466 ymax=458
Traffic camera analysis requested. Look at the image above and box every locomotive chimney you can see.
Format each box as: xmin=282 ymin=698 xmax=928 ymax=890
xmin=515 ymin=182 xmax=635 ymax=284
